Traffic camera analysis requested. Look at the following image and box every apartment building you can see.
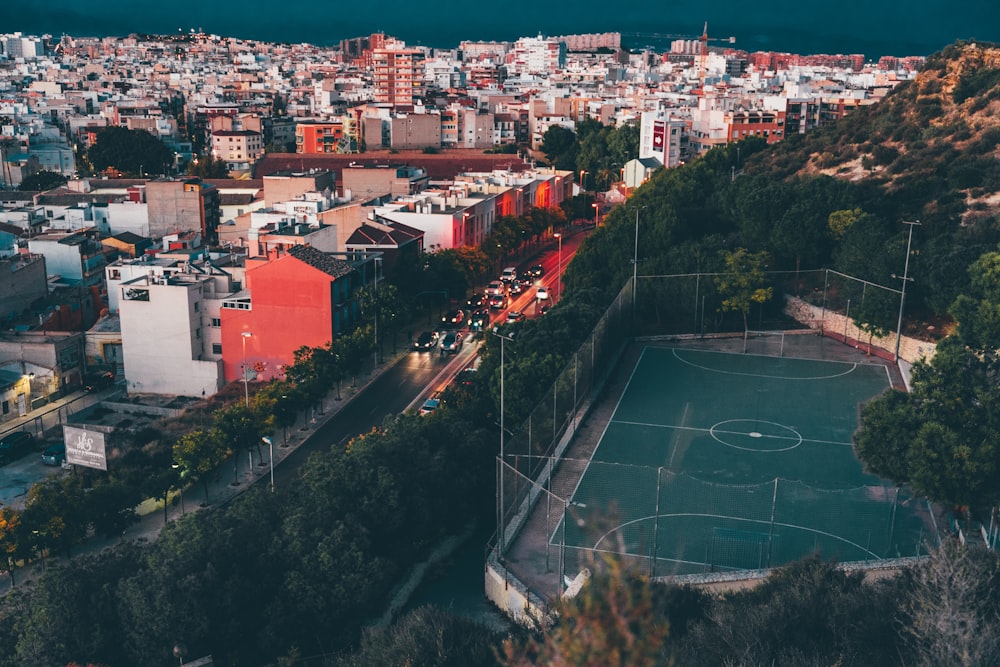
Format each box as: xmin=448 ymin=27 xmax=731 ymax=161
xmin=372 ymin=48 xmax=426 ymax=107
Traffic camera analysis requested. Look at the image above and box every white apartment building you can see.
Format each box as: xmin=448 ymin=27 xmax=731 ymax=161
xmin=639 ymin=110 xmax=686 ymax=168
xmin=117 ymin=262 xmax=238 ymax=397
xmin=211 ymin=130 xmax=264 ymax=171
xmin=507 ymin=36 xmax=566 ymax=77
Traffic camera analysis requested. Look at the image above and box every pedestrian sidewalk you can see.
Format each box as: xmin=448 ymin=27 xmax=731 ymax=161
xmin=0 ymin=347 xmax=411 ymax=595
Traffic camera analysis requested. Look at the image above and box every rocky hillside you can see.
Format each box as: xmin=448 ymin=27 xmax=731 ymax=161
xmin=756 ymin=40 xmax=1000 ymax=228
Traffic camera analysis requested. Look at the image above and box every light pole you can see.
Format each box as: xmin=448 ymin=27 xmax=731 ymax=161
xmin=262 ymin=436 xmax=275 ymax=492
xmin=894 ymin=220 xmax=920 ymax=362
xmin=372 ymin=255 xmax=382 ymax=365
xmin=240 ymin=331 xmax=252 ymax=407
xmin=492 ymin=326 xmax=516 ymax=557
xmin=579 ymin=169 xmax=587 ymax=197
xmin=592 ymin=201 xmax=599 ymax=228
xmin=631 ymin=205 xmax=647 ymax=319
xmin=554 ymin=232 xmax=563 ymax=301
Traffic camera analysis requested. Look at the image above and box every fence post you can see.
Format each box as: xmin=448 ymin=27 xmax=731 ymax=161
xmin=651 ymin=467 xmax=662 ymax=578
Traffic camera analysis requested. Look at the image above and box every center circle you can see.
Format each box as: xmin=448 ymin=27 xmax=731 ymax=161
xmin=710 ymin=419 xmax=803 ymax=452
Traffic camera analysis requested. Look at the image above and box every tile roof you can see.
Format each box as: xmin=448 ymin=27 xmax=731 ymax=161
xmin=287 ymin=244 xmax=353 ymax=279
xmin=255 ymin=150 xmax=529 ymax=181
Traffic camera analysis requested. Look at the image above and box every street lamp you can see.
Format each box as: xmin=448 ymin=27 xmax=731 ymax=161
xmin=240 ymin=331 xmax=252 ymax=407
xmin=579 ymin=170 xmax=587 ymax=196
xmin=262 ymin=436 xmax=275 ymax=492
xmin=592 ymin=202 xmax=599 ymax=228
xmin=553 ymin=232 xmax=563 ymax=300
xmin=491 ymin=325 xmax=516 ymax=557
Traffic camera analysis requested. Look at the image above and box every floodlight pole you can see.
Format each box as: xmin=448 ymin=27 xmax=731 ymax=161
xmin=492 ymin=326 xmax=515 ymax=557
xmin=631 ymin=205 xmax=646 ymax=320
xmin=554 ymin=232 xmax=563 ymax=300
xmin=893 ymin=221 xmax=920 ymax=362
xmin=240 ymin=331 xmax=252 ymax=407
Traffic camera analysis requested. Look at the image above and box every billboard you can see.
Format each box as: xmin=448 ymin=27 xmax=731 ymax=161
xmin=63 ymin=425 xmax=108 ymax=471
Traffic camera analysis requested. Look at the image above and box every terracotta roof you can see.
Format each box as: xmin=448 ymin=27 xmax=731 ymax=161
xmin=287 ymin=244 xmax=353 ymax=279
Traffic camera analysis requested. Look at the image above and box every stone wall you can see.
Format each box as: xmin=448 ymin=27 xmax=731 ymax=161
xmin=784 ymin=296 xmax=937 ymax=365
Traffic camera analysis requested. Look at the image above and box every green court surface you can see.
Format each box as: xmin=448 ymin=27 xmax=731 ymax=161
xmin=557 ymin=347 xmax=931 ymax=576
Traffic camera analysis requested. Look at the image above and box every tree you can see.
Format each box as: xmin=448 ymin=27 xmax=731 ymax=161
xmin=503 ymin=557 xmax=671 ymax=667
xmin=902 ymin=540 xmax=1000 ymax=667
xmin=210 ymin=403 xmax=262 ymax=486
xmin=86 ymin=126 xmax=173 ymax=177
xmin=172 ymin=429 xmax=229 ymax=506
xmin=18 ymin=170 xmax=67 ymax=191
xmin=540 ymin=125 xmax=579 ymax=171
xmin=714 ymin=248 xmax=773 ymax=331
xmin=186 ymin=155 xmax=229 ymax=179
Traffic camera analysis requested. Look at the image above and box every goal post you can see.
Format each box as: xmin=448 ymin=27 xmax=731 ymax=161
xmin=743 ymin=330 xmax=785 ymax=357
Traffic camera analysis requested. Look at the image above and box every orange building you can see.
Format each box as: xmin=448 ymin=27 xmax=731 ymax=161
xmin=220 ymin=245 xmax=365 ymax=383
xmin=295 ymin=122 xmax=348 ymax=154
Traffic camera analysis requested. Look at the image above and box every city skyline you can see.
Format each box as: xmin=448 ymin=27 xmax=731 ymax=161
xmin=2 ymin=0 xmax=999 ymax=59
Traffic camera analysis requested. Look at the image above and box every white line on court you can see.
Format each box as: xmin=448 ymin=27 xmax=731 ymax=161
xmin=670 ymin=348 xmax=861 ymax=380
xmin=612 ymin=419 xmax=853 ymax=447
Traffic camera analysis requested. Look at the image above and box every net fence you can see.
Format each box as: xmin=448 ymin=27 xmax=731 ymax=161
xmin=502 ymin=459 xmax=936 ymax=596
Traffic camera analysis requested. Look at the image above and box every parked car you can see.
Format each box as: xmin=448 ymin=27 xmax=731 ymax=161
xmin=441 ymin=309 xmax=466 ymax=328
xmin=539 ymin=303 xmax=551 ymax=316
xmin=419 ymin=398 xmax=441 ymax=415
xmin=500 ymin=266 xmax=518 ymax=282
xmin=489 ymin=294 xmax=508 ymax=310
xmin=41 ymin=442 xmax=66 ymax=466
xmin=84 ymin=371 xmax=115 ymax=392
xmin=485 ymin=280 xmax=506 ymax=297
xmin=0 ymin=431 xmax=34 ymax=464
xmin=439 ymin=331 xmax=464 ymax=354
xmin=536 ymin=286 xmax=550 ymax=301
xmin=506 ymin=310 xmax=525 ymax=323
xmin=412 ymin=330 xmax=440 ymax=351
xmin=529 ymin=264 xmax=545 ymax=278
xmin=468 ymin=307 xmax=490 ymax=330
xmin=465 ymin=292 xmax=486 ymax=309
xmin=455 ymin=367 xmax=478 ymax=386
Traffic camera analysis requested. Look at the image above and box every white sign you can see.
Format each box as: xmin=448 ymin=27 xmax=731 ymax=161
xmin=63 ymin=425 xmax=108 ymax=471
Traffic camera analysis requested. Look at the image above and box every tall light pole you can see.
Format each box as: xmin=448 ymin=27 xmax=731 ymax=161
xmin=554 ymin=232 xmax=563 ymax=300
xmin=592 ymin=202 xmax=599 ymax=228
xmin=372 ymin=255 xmax=382 ymax=365
xmin=579 ymin=170 xmax=587 ymax=197
xmin=631 ymin=205 xmax=647 ymax=319
xmin=492 ymin=326 xmax=516 ymax=557
xmin=240 ymin=331 xmax=252 ymax=407
xmin=261 ymin=436 xmax=275 ymax=492
xmin=894 ymin=220 xmax=920 ymax=362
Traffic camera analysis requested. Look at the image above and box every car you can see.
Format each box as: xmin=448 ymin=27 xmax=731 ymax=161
xmin=500 ymin=266 xmax=518 ymax=282
xmin=439 ymin=331 xmax=464 ymax=354
xmin=529 ymin=264 xmax=545 ymax=278
xmin=468 ymin=307 xmax=490 ymax=330
xmin=419 ymin=398 xmax=441 ymax=415
xmin=41 ymin=443 xmax=66 ymax=466
xmin=84 ymin=371 xmax=115 ymax=392
xmin=489 ymin=293 xmax=508 ymax=310
xmin=508 ymin=279 xmax=525 ymax=296
xmin=539 ymin=303 xmax=551 ymax=316
xmin=520 ymin=270 xmax=535 ymax=283
xmin=0 ymin=431 xmax=34 ymax=464
xmin=536 ymin=285 xmax=550 ymax=301
xmin=441 ymin=309 xmax=466 ymax=328
xmin=506 ymin=310 xmax=525 ymax=323
xmin=465 ymin=292 xmax=486 ymax=309
xmin=455 ymin=367 xmax=478 ymax=386
xmin=485 ymin=280 xmax=506 ymax=297
xmin=412 ymin=330 xmax=440 ymax=351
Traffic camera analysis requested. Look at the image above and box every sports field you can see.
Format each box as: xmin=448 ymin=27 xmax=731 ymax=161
xmin=555 ymin=346 xmax=931 ymax=577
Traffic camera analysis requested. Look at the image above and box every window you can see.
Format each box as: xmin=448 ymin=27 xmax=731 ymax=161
xmin=211 ymin=317 xmax=221 ymax=327
xmin=193 ymin=302 xmax=200 ymax=312
xmin=212 ymin=343 xmax=222 ymax=354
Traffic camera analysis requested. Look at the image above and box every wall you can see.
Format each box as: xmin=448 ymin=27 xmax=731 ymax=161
xmin=783 ymin=296 xmax=937 ymax=365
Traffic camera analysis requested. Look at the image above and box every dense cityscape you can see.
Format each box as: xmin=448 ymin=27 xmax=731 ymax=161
xmin=1 ymin=26 xmax=1000 ymax=667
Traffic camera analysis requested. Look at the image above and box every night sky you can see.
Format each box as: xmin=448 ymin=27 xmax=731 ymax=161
xmin=1 ymin=0 xmax=998 ymax=58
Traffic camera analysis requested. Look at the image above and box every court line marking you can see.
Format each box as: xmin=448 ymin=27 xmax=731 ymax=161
xmin=565 ymin=346 xmax=654 ymax=508
xmin=587 ymin=512 xmax=881 ymax=560
xmin=611 ymin=420 xmax=854 ymax=447
xmin=670 ymin=348 xmax=861 ymax=381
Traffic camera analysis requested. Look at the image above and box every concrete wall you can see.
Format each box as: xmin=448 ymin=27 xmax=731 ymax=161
xmin=783 ymin=295 xmax=937 ymax=365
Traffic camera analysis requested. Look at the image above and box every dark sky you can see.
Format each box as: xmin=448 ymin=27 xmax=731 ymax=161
xmin=2 ymin=1 xmax=998 ymax=58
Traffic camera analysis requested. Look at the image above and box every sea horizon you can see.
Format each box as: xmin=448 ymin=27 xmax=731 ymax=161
xmin=2 ymin=1 xmax=999 ymax=60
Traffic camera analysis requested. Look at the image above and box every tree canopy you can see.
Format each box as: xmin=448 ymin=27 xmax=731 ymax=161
xmin=86 ymin=126 xmax=173 ymax=177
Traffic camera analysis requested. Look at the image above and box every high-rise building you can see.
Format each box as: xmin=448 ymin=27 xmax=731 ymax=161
xmin=372 ymin=48 xmax=426 ymax=107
